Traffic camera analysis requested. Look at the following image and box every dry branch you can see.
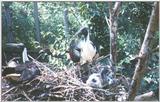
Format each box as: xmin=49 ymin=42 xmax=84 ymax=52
xmin=2 ymin=86 xmax=16 ymax=96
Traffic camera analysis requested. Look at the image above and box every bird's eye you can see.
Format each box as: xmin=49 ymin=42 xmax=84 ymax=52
xmin=92 ymin=78 xmax=97 ymax=82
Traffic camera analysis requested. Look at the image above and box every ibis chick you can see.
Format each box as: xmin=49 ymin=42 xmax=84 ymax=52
xmin=86 ymin=68 xmax=115 ymax=88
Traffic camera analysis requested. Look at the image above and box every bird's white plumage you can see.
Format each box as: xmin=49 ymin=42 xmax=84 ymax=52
xmin=8 ymin=61 xmax=18 ymax=67
xmin=22 ymin=48 xmax=29 ymax=63
xmin=77 ymin=33 xmax=96 ymax=65
xmin=86 ymin=72 xmax=114 ymax=88
xmin=86 ymin=73 xmax=103 ymax=88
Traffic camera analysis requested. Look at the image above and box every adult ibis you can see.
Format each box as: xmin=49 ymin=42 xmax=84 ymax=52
xmin=69 ymin=27 xmax=99 ymax=65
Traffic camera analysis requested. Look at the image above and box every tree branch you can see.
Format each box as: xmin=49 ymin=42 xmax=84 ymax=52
xmin=113 ymin=2 xmax=121 ymax=17
xmin=108 ymin=2 xmax=121 ymax=75
xmin=127 ymin=2 xmax=159 ymax=101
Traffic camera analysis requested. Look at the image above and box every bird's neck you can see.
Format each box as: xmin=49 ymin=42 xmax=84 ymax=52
xmin=86 ymin=33 xmax=90 ymax=42
xmin=69 ymin=51 xmax=74 ymax=59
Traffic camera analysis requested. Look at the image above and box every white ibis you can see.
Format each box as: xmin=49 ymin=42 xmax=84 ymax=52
xmin=69 ymin=27 xmax=98 ymax=65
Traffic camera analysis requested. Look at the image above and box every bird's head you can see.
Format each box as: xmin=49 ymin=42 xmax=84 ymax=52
xmin=86 ymin=73 xmax=103 ymax=88
xmin=76 ymin=26 xmax=89 ymax=39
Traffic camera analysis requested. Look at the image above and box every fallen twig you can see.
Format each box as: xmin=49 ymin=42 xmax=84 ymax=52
xmin=22 ymin=90 xmax=32 ymax=101
xmin=2 ymin=86 xmax=16 ymax=96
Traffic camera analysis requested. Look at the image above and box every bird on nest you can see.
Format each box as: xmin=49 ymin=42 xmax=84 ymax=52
xmin=69 ymin=27 xmax=99 ymax=65
xmin=2 ymin=43 xmax=40 ymax=84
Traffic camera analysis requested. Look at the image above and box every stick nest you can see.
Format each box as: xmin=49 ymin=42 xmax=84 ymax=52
xmin=2 ymin=56 xmax=129 ymax=101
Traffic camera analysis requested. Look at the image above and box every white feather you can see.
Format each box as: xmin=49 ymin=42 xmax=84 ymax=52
xmin=8 ymin=61 xmax=17 ymax=67
xmin=22 ymin=48 xmax=29 ymax=63
xmin=78 ymin=33 xmax=96 ymax=65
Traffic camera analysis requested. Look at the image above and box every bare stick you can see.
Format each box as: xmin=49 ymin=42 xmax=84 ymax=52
xmin=2 ymin=86 xmax=16 ymax=96
xmin=22 ymin=90 xmax=32 ymax=101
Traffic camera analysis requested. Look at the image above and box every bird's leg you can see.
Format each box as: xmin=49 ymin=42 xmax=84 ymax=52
xmin=80 ymin=62 xmax=90 ymax=77
xmin=92 ymin=53 xmax=99 ymax=65
xmin=76 ymin=62 xmax=82 ymax=79
xmin=86 ymin=61 xmax=92 ymax=76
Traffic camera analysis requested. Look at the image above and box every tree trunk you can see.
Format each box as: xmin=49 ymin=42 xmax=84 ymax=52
xmin=33 ymin=2 xmax=41 ymax=43
xmin=63 ymin=8 xmax=69 ymax=37
xmin=4 ymin=2 xmax=14 ymax=43
xmin=127 ymin=2 xmax=159 ymax=101
xmin=108 ymin=2 xmax=121 ymax=74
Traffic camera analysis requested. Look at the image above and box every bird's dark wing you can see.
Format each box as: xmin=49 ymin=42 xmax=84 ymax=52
xmin=69 ymin=48 xmax=81 ymax=63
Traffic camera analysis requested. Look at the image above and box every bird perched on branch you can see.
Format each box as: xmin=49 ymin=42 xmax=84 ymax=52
xmin=69 ymin=27 xmax=99 ymax=65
